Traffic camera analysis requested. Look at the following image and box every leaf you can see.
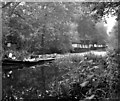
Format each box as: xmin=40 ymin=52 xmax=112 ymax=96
xmin=80 ymin=81 xmax=89 ymax=87
xmin=87 ymin=74 xmax=94 ymax=79
xmin=93 ymin=66 xmax=99 ymax=69
xmin=85 ymin=94 xmax=95 ymax=100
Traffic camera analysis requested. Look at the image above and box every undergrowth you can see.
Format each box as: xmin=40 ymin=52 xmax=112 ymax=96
xmin=2 ymin=51 xmax=120 ymax=101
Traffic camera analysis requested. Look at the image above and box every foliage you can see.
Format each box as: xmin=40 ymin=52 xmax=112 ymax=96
xmin=2 ymin=2 xmax=80 ymax=55
xmin=2 ymin=52 xmax=119 ymax=100
xmin=77 ymin=16 xmax=105 ymax=43
xmin=81 ymin=2 xmax=119 ymax=50
xmin=2 ymin=2 xmax=120 ymax=101
xmin=81 ymin=2 xmax=119 ymax=21
xmin=2 ymin=2 xmax=112 ymax=56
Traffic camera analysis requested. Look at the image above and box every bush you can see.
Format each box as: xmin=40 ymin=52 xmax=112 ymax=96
xmin=2 ymin=51 xmax=119 ymax=100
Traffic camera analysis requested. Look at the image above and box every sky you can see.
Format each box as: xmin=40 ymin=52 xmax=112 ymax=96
xmin=103 ymin=14 xmax=118 ymax=49
xmin=104 ymin=15 xmax=117 ymax=36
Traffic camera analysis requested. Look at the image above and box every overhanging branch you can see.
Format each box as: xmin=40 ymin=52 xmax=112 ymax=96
xmin=2 ymin=2 xmax=12 ymax=9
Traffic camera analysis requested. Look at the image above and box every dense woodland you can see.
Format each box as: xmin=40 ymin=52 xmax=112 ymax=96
xmin=2 ymin=1 xmax=120 ymax=101
xmin=2 ymin=1 xmax=119 ymax=56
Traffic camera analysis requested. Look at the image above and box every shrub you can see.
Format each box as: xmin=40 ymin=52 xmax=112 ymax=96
xmin=2 ymin=51 xmax=119 ymax=100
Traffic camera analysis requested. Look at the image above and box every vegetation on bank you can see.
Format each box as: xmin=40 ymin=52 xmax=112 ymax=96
xmin=2 ymin=2 xmax=119 ymax=56
xmin=2 ymin=51 xmax=120 ymax=101
xmin=2 ymin=1 xmax=119 ymax=101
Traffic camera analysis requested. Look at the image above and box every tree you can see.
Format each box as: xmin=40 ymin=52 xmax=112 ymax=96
xmin=81 ymin=2 xmax=119 ymax=50
xmin=2 ymin=2 xmax=83 ymax=56
xmin=81 ymin=2 xmax=119 ymax=21
xmin=74 ymin=15 xmax=107 ymax=45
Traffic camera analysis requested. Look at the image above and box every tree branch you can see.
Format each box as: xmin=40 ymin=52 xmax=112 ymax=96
xmin=9 ymin=2 xmax=21 ymax=17
xmin=2 ymin=2 xmax=12 ymax=9
xmin=13 ymin=11 xmax=35 ymax=33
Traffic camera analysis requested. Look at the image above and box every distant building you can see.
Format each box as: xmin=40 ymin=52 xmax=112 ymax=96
xmin=71 ymin=40 xmax=107 ymax=52
xmin=72 ymin=39 xmax=91 ymax=48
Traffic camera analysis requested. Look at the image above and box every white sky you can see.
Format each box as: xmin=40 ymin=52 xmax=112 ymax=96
xmin=104 ymin=15 xmax=117 ymax=36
